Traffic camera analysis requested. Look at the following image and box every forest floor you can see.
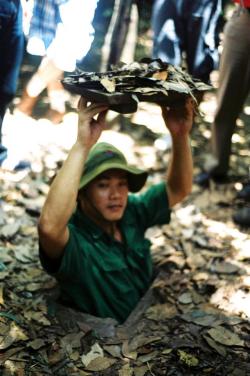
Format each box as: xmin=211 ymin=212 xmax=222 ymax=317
xmin=0 ymin=53 xmax=250 ymax=375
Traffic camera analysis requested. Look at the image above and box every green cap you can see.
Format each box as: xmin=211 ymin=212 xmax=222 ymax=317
xmin=79 ymin=142 xmax=148 ymax=192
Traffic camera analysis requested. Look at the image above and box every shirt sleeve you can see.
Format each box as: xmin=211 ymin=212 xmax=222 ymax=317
xmin=128 ymin=182 xmax=171 ymax=230
xmin=39 ymin=224 xmax=86 ymax=278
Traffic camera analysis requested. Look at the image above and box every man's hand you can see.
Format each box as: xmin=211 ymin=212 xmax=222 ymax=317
xmin=161 ymin=97 xmax=195 ymax=137
xmin=77 ymin=97 xmax=108 ymax=150
xmin=161 ymin=97 xmax=195 ymax=208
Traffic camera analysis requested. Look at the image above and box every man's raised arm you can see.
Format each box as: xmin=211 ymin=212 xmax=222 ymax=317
xmin=161 ymin=98 xmax=194 ymax=208
xmin=38 ymin=98 xmax=108 ymax=259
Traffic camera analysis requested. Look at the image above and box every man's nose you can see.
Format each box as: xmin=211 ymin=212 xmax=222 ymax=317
xmin=110 ymin=186 xmax=121 ymax=198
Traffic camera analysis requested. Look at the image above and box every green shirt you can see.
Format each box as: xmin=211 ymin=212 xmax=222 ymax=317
xmin=40 ymin=183 xmax=171 ymax=323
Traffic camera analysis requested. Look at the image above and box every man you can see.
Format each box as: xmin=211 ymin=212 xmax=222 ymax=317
xmin=195 ymin=0 xmax=250 ymax=226
xmin=0 ymin=0 xmax=24 ymax=164
xmin=38 ymin=97 xmax=194 ymax=323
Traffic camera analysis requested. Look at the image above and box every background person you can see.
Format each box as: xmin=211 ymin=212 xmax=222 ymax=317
xmin=151 ymin=0 xmax=223 ymax=84
xmin=194 ymin=0 xmax=250 ymax=226
xmin=0 ymin=0 xmax=24 ymax=165
xmin=16 ymin=0 xmax=99 ymax=123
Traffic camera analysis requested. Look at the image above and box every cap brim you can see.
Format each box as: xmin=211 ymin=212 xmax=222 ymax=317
xmin=79 ymin=162 xmax=148 ymax=192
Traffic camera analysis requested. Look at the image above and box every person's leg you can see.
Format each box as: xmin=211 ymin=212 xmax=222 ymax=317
xmin=210 ymin=9 xmax=250 ymax=176
xmin=0 ymin=96 xmax=8 ymax=145
xmin=195 ymin=8 xmax=250 ymax=186
xmin=186 ymin=0 xmax=222 ymax=83
xmin=152 ymin=0 xmax=172 ymax=57
xmin=152 ymin=0 xmax=182 ymax=66
xmin=0 ymin=106 xmax=8 ymax=165
xmin=46 ymin=76 xmax=67 ymax=124
xmin=17 ymin=57 xmax=63 ymax=116
xmin=0 ymin=0 xmax=24 ymax=162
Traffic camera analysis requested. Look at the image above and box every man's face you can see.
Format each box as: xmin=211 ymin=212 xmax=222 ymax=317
xmin=85 ymin=169 xmax=129 ymax=222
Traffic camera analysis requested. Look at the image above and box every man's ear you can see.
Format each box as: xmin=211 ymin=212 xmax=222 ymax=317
xmin=77 ymin=188 xmax=87 ymax=206
xmin=76 ymin=193 xmax=80 ymax=204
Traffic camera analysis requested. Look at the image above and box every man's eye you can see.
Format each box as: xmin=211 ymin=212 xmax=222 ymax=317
xmin=120 ymin=181 xmax=128 ymax=187
xmin=98 ymin=182 xmax=108 ymax=188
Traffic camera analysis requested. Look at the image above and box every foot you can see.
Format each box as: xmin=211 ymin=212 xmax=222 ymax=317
xmin=236 ymin=183 xmax=250 ymax=201
xmin=1 ymin=157 xmax=31 ymax=172
xmin=45 ymin=109 xmax=65 ymax=124
xmin=13 ymin=160 xmax=31 ymax=172
xmin=233 ymin=207 xmax=250 ymax=227
xmin=194 ymin=171 xmax=228 ymax=188
xmin=16 ymin=90 xmax=38 ymax=116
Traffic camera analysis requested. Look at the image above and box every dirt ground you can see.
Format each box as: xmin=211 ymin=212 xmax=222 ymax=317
xmin=1 ymin=47 xmax=250 ymax=375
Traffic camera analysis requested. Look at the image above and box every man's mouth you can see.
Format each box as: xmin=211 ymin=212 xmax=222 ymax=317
xmin=107 ymin=204 xmax=123 ymax=211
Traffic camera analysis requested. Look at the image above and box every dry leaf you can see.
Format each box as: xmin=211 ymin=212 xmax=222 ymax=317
xmin=100 ymin=77 xmax=116 ymax=93
xmin=145 ymin=303 xmax=177 ymax=320
xmin=203 ymin=334 xmax=227 ymax=357
xmin=0 ymin=221 xmax=21 ymax=239
xmin=152 ymin=70 xmax=168 ymax=81
xmin=28 ymin=338 xmax=46 ymax=350
xmin=212 ymin=261 xmax=240 ymax=274
xmin=0 ymin=346 xmax=23 ymax=366
xmin=137 ymin=350 xmax=158 ymax=363
xmin=103 ymin=344 xmax=122 ymax=358
xmin=122 ymin=340 xmax=137 ymax=360
xmin=81 ymin=342 xmax=104 ymax=367
xmin=178 ymin=292 xmax=193 ymax=304
xmin=23 ymin=311 xmax=51 ymax=326
xmin=119 ymin=363 xmax=133 ymax=376
xmin=61 ymin=332 xmax=83 ymax=350
xmin=0 ymin=322 xmax=28 ymax=350
xmin=85 ymin=356 xmax=116 ymax=371
xmin=178 ymin=350 xmax=199 ymax=367
xmin=207 ymin=326 xmax=244 ymax=347
xmin=134 ymin=365 xmax=149 ymax=376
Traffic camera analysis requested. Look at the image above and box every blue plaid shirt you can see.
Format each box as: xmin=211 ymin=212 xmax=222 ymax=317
xmin=28 ymin=0 xmax=68 ymax=50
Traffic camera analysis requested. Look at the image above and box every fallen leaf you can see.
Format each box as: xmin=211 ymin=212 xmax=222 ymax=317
xmin=207 ymin=326 xmax=244 ymax=347
xmin=122 ymin=340 xmax=137 ymax=360
xmin=152 ymin=70 xmax=168 ymax=81
xmin=0 ymin=221 xmax=21 ymax=239
xmin=178 ymin=350 xmax=199 ymax=367
xmin=137 ymin=350 xmax=158 ymax=363
xmin=145 ymin=303 xmax=177 ymax=320
xmin=0 ymin=347 xmax=24 ymax=366
xmin=212 ymin=261 xmax=240 ymax=274
xmin=119 ymin=363 xmax=133 ymax=376
xmin=134 ymin=365 xmax=148 ymax=376
xmin=203 ymin=334 xmax=227 ymax=356
xmin=0 ymin=322 xmax=28 ymax=350
xmin=103 ymin=344 xmax=122 ymax=358
xmin=81 ymin=342 xmax=104 ymax=367
xmin=100 ymin=77 xmax=116 ymax=93
xmin=178 ymin=292 xmax=193 ymax=304
xmin=23 ymin=311 xmax=51 ymax=326
xmin=85 ymin=356 xmax=116 ymax=371
xmin=61 ymin=332 xmax=83 ymax=350
xmin=28 ymin=338 xmax=46 ymax=350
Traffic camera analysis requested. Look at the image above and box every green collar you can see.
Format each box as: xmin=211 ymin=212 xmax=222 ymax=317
xmin=71 ymin=201 xmax=134 ymax=243
xmin=72 ymin=206 xmax=104 ymax=240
